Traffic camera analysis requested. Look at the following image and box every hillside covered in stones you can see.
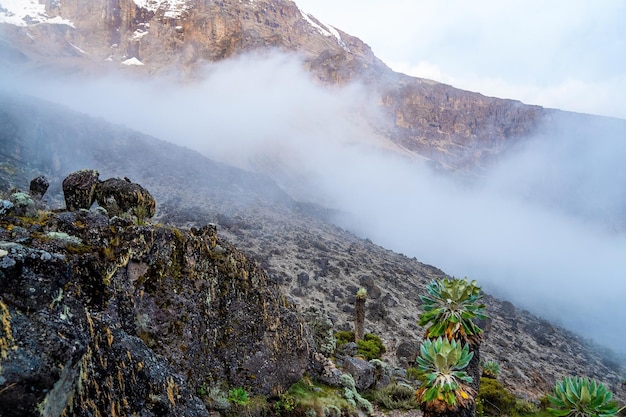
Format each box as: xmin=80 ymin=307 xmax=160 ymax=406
xmin=1 ymin=92 xmax=624 ymax=409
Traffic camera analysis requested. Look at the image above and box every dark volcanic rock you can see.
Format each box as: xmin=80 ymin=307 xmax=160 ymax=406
xmin=62 ymin=169 xmax=99 ymax=211
xmin=95 ymin=177 xmax=156 ymax=219
xmin=0 ymin=208 xmax=312 ymax=415
xmin=29 ymin=175 xmax=49 ymax=200
xmin=338 ymin=356 xmax=374 ymax=391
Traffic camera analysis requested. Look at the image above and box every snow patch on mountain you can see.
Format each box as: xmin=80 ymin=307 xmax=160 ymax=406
xmin=0 ymin=0 xmax=74 ymax=27
xmin=133 ymin=0 xmax=191 ymax=18
xmin=122 ymin=57 xmax=145 ymax=66
xmin=298 ymin=7 xmax=349 ymax=51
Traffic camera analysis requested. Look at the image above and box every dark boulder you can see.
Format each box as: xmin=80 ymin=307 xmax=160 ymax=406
xmin=338 ymin=356 xmax=375 ymax=391
xmin=396 ymin=340 xmax=420 ymax=367
xmin=95 ymin=177 xmax=156 ymax=219
xmin=29 ymin=175 xmax=49 ymax=200
xmin=62 ymin=169 xmax=99 ymax=211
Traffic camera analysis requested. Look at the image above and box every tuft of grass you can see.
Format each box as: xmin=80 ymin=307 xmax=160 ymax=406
xmin=366 ymin=383 xmax=419 ymax=410
xmin=285 ymin=378 xmax=352 ymax=415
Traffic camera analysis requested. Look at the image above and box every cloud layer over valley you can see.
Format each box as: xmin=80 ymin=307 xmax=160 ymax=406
xmin=4 ymin=52 xmax=626 ymax=353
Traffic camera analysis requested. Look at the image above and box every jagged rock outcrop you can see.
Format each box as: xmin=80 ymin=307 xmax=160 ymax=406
xmin=61 ymin=168 xmax=99 ymax=210
xmin=95 ymin=176 xmax=156 ymax=219
xmin=0 ymin=203 xmax=312 ymax=415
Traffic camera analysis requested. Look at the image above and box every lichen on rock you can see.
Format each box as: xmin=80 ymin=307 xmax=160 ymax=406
xmin=0 ymin=188 xmax=313 ymax=415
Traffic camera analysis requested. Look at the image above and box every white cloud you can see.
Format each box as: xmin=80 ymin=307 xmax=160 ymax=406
xmin=13 ymin=50 xmax=626 ymax=353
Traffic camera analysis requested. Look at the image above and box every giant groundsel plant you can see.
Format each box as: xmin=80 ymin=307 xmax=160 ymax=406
xmin=416 ymin=337 xmax=475 ymax=408
xmin=418 ymin=277 xmax=486 ymax=344
xmin=548 ymin=376 xmax=625 ymax=417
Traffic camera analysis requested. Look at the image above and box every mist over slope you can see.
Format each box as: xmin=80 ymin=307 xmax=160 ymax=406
xmin=4 ymin=50 xmax=626 ymax=356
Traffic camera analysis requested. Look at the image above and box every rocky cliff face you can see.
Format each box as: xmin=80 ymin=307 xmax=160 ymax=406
xmin=1 ymin=0 xmax=555 ymax=171
xmin=0 ymin=201 xmax=311 ymax=416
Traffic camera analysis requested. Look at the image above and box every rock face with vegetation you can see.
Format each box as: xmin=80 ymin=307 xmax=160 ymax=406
xmin=0 ymin=195 xmax=311 ymax=415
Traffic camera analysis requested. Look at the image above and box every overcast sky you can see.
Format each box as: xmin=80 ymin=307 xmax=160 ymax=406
xmin=295 ymin=0 xmax=626 ymax=120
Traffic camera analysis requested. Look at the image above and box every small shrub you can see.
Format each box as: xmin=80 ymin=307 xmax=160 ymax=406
xmin=478 ymin=377 xmax=516 ymax=417
xmin=516 ymin=399 xmax=540 ymax=415
xmin=335 ymin=330 xmax=354 ymax=349
xmin=367 ymin=383 xmax=419 ymax=410
xmin=341 ymin=374 xmax=373 ymax=414
xmin=357 ymin=334 xmax=386 ymax=360
xmin=207 ymin=385 xmax=231 ymax=411
xmin=334 ymin=331 xmax=386 ymax=360
xmin=133 ymin=204 xmax=149 ymax=225
xmin=476 ymin=397 xmax=485 ymax=417
xmin=274 ymin=393 xmax=296 ymax=415
xmin=406 ymin=367 xmax=421 ymax=381
xmin=303 ymin=306 xmax=336 ymax=356
xmin=539 ymin=395 xmax=552 ymax=410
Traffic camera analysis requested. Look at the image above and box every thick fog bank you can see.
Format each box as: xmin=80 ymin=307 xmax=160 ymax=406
xmin=4 ymin=51 xmax=626 ymax=354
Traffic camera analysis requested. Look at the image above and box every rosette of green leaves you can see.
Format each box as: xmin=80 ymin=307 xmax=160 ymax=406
xmin=482 ymin=360 xmax=500 ymax=378
xmin=416 ymin=337 xmax=474 ymax=406
xmin=548 ymin=377 xmax=623 ymax=417
xmin=419 ymin=277 xmax=486 ymax=343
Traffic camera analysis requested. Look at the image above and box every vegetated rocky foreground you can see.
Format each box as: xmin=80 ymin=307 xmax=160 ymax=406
xmin=0 ymin=197 xmax=314 ymax=416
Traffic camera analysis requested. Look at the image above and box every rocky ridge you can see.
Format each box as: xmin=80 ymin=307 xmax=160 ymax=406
xmin=1 ymin=0 xmax=562 ymax=171
xmin=0 ymin=192 xmax=314 ymax=416
xmin=0 ymin=92 xmax=624 ymax=408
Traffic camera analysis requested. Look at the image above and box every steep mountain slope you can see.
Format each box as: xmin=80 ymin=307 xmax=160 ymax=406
xmin=1 ymin=92 xmax=624 ymax=403
xmin=1 ymin=0 xmax=548 ymax=171
xmin=1 ymin=0 xmax=625 ymax=404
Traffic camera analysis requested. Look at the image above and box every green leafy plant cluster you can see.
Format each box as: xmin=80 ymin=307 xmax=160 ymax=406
xmin=415 ymin=336 xmax=475 ymax=406
xmin=547 ymin=377 xmax=624 ymax=417
xmin=356 ymin=287 xmax=367 ymax=300
xmin=228 ymin=387 xmax=250 ymax=406
xmin=482 ymin=360 xmax=500 ymax=378
xmin=419 ymin=277 xmax=486 ymax=343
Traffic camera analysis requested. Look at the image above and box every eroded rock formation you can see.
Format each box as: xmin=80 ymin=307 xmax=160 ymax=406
xmin=0 ymin=204 xmax=311 ymax=415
